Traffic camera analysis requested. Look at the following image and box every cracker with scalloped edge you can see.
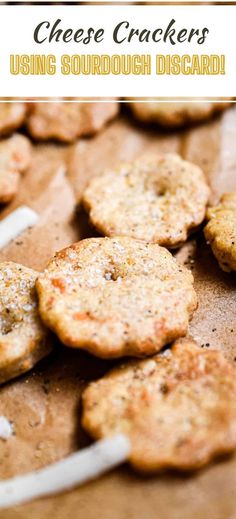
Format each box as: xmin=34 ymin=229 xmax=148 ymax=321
xmin=82 ymin=338 xmax=236 ymax=472
xmin=36 ymin=236 xmax=197 ymax=358
xmin=83 ymin=154 xmax=209 ymax=248
xmin=129 ymin=101 xmax=231 ymax=128
xmin=27 ymin=101 xmax=119 ymax=142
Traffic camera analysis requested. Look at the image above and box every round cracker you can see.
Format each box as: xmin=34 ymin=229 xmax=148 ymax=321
xmin=83 ymin=154 xmax=210 ymax=248
xmin=204 ymin=192 xmax=236 ymax=272
xmin=0 ymin=262 xmax=52 ymax=384
xmin=82 ymin=338 xmax=236 ymax=472
xmin=129 ymin=101 xmax=231 ymax=128
xmin=36 ymin=237 xmax=197 ymax=358
xmin=27 ymin=101 xmax=119 ymax=142
xmin=0 ymin=134 xmax=31 ymax=204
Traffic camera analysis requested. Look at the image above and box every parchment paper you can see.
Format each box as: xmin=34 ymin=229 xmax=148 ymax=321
xmin=1 ymin=106 xmax=236 ymax=519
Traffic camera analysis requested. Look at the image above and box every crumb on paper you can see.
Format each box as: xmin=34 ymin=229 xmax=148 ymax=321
xmin=0 ymin=416 xmax=13 ymax=440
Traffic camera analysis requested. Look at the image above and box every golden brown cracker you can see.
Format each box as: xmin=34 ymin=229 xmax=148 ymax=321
xmin=204 ymin=192 xmax=236 ymax=272
xmin=82 ymin=338 xmax=236 ymax=472
xmin=129 ymin=101 xmax=231 ymax=128
xmin=0 ymin=262 xmax=52 ymax=384
xmin=0 ymin=103 xmax=27 ymax=137
xmin=27 ymin=101 xmax=119 ymax=142
xmin=83 ymin=154 xmax=209 ymax=248
xmin=36 ymin=237 xmax=197 ymax=358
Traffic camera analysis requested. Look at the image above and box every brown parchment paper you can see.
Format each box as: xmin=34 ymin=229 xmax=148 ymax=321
xmin=1 ymin=106 xmax=236 ymax=519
